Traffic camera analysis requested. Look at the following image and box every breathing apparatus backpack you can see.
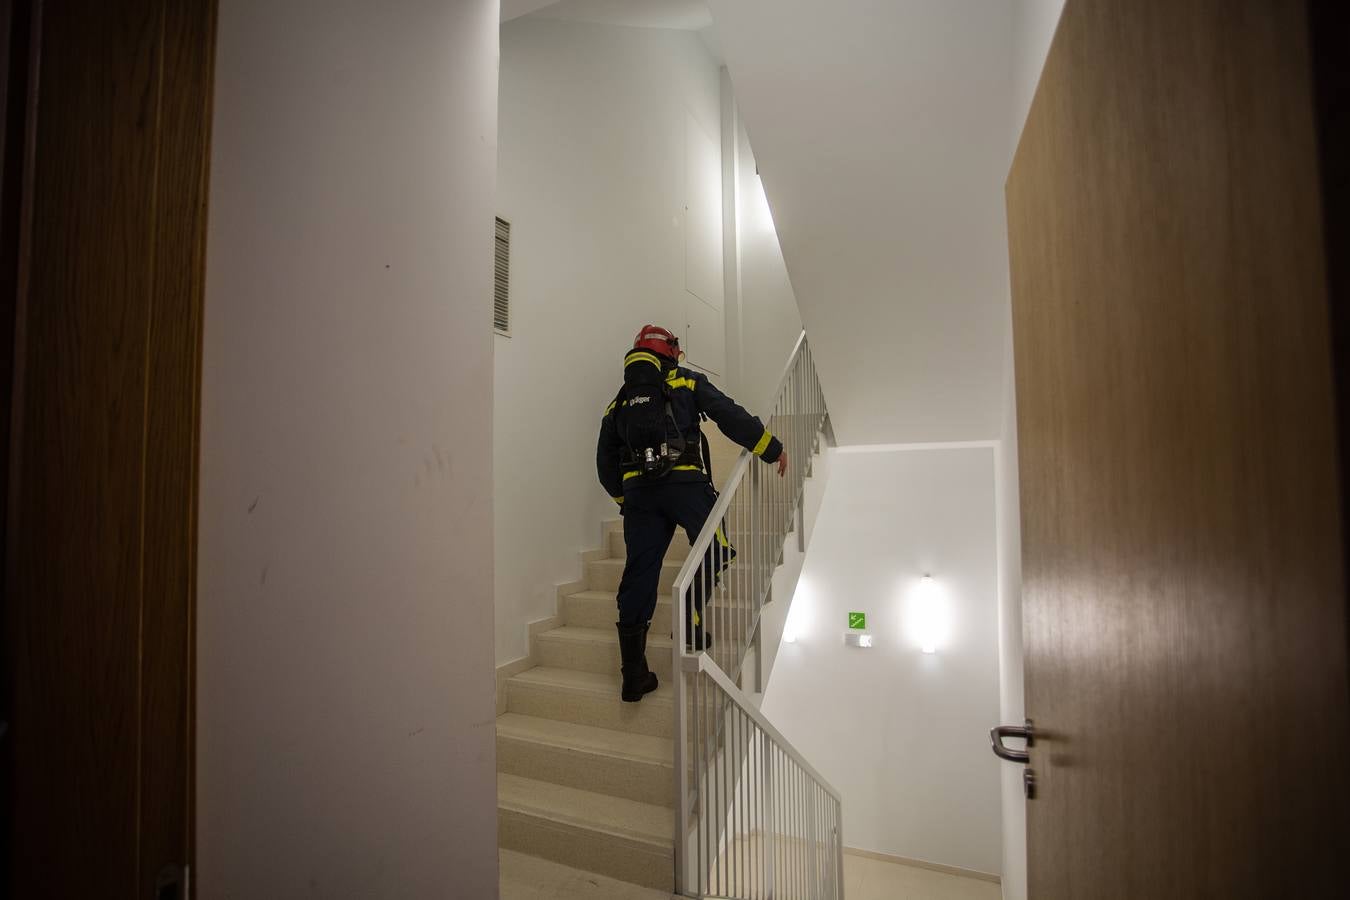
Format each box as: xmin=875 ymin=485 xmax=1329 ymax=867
xmin=617 ymin=351 xmax=695 ymax=479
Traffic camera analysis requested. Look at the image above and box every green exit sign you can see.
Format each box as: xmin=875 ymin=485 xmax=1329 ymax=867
xmin=848 ymin=612 xmax=867 ymax=630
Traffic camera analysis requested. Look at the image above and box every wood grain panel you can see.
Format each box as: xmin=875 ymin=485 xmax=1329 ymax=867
xmin=10 ymin=1 xmax=160 ymax=889
xmin=0 ymin=0 xmax=37 ymax=889
xmin=139 ymin=0 xmax=216 ymax=895
xmin=1308 ymin=0 xmax=1350 ymax=689
xmin=3 ymin=0 xmax=215 ymax=894
xmin=1007 ymin=1 xmax=1350 ymax=897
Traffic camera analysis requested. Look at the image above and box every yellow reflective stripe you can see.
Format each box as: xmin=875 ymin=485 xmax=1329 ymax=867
xmin=715 ymin=524 xmax=730 ymax=548
xmin=604 ymin=400 xmax=617 ymax=415
xmin=613 ymin=496 xmax=624 ymax=504
xmin=624 ymin=465 xmax=701 ymax=481
xmin=626 ymin=351 xmax=662 ymax=368
xmin=692 ymin=608 xmax=700 ymax=627
xmin=752 ymin=429 xmax=773 ymax=456
xmin=666 ymin=377 xmax=696 ymax=391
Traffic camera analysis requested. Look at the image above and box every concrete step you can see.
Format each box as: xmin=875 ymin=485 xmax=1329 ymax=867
xmin=563 ymin=590 xmax=750 ymax=633
xmin=587 ymin=557 xmax=680 ymax=593
xmin=609 ymin=529 xmax=692 ymax=562
xmin=565 ymin=590 xmax=666 ymax=630
xmin=505 ymin=666 xmax=674 ymax=738
xmin=587 ymin=556 xmax=753 ymax=594
xmin=536 ymin=625 xmax=675 ymax=680
xmin=607 ymin=528 xmax=756 ymax=562
xmin=496 ymin=712 xmax=674 ymax=808
xmin=498 ymin=773 xmax=673 ymax=892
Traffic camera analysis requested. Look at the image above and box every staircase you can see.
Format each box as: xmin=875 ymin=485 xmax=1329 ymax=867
xmin=495 ymin=433 xmax=744 ymax=892
xmin=497 ymin=333 xmax=840 ymax=897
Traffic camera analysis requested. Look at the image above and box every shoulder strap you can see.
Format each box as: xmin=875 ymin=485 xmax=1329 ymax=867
xmin=701 ymin=430 xmax=713 ymax=488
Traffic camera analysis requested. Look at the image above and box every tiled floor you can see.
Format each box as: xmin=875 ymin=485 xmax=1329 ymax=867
xmin=498 ymin=848 xmax=1001 ymax=900
xmin=844 ymin=852 xmax=1001 ymax=900
xmin=499 ymin=850 xmax=674 ymax=900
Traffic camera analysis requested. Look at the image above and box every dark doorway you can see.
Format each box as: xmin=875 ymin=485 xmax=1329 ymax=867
xmin=1 ymin=0 xmax=217 ymax=895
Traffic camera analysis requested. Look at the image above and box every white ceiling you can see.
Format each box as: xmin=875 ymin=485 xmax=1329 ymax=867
xmin=707 ymin=0 xmax=1017 ymax=444
xmin=504 ymin=0 xmax=713 ymax=30
xmin=501 ymin=0 xmax=562 ymax=22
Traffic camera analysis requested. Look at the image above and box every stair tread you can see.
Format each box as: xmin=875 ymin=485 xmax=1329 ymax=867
xmin=508 ymin=666 xmax=673 ymax=703
xmin=567 ymin=588 xmax=666 ymax=603
xmin=591 ymin=557 xmax=681 ymax=570
xmin=537 ymin=625 xmax=674 ymax=648
xmin=498 ymin=773 xmax=673 ymax=848
xmin=565 ymin=589 xmax=750 ymax=609
xmin=496 ymin=712 xmax=674 ymax=766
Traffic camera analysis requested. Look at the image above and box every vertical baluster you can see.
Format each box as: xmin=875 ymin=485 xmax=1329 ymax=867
xmin=711 ymin=674 xmax=718 ymax=896
xmin=792 ymin=764 xmax=799 ymax=899
xmin=675 ymin=584 xmax=686 ymax=896
xmin=777 ymin=745 xmax=785 ymax=899
xmin=711 ymin=680 xmax=719 ymax=896
xmin=810 ymin=782 xmax=820 ymax=895
xmin=735 ymin=706 xmax=743 ymax=895
xmin=700 ymin=673 xmax=709 ymax=897
xmin=766 ymin=739 xmax=773 ymax=899
xmin=793 ymin=766 xmax=804 ymax=895
xmin=696 ymin=669 xmax=707 ymax=895
xmin=729 ymin=700 xmax=737 ymax=896
xmin=787 ymin=762 xmax=794 ymax=899
xmin=789 ymin=760 xmax=796 ymax=900
xmin=745 ymin=720 xmax=752 ymax=900
xmin=754 ymin=727 xmax=761 ymax=900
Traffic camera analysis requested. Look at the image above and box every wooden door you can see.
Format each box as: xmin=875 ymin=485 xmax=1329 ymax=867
xmin=1 ymin=0 xmax=216 ymax=896
xmin=1007 ymin=1 xmax=1350 ymax=897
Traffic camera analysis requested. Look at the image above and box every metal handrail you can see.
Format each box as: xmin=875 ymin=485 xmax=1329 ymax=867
xmin=685 ymin=653 xmax=842 ymax=804
xmin=664 ymin=327 xmax=806 ymax=626
xmin=670 ymin=331 xmax=842 ymax=898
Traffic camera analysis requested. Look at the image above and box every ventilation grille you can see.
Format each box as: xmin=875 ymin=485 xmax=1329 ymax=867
xmin=494 ymin=217 xmax=510 ymax=334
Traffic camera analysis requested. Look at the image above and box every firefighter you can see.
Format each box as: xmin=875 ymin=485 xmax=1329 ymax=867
xmin=596 ymin=325 xmax=788 ymax=702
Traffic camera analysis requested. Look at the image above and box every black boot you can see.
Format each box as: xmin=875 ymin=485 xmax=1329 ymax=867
xmin=671 ymin=622 xmax=714 ymax=651
xmin=616 ymin=622 xmax=659 ymax=702
xmin=684 ymin=606 xmax=714 ymax=652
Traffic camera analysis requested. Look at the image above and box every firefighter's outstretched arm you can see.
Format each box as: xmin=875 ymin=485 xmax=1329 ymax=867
xmin=693 ymin=375 xmax=786 ymax=472
xmin=596 ymin=402 xmax=625 ymax=506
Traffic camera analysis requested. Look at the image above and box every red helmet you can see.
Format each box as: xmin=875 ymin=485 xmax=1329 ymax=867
xmin=632 ymin=324 xmax=680 ymax=360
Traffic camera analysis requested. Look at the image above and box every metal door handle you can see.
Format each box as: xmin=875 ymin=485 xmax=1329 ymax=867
xmin=990 ymin=718 xmax=1034 ymax=763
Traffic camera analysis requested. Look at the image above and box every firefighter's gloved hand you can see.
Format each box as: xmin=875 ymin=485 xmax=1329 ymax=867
xmin=614 ymin=497 xmax=625 ymax=516
xmin=776 ymin=451 xmax=789 ymax=478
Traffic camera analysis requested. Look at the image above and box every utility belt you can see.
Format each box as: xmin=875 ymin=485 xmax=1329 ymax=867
xmin=619 ymin=440 xmax=703 ymax=474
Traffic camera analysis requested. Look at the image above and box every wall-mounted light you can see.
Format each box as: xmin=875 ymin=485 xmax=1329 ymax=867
xmin=913 ymin=574 xmax=945 ymax=654
xmin=782 ymin=578 xmax=808 ymax=644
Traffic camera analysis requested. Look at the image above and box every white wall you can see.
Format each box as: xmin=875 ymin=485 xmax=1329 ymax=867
xmin=733 ymin=110 xmax=804 ymax=411
xmin=716 ymin=68 xmax=804 ymax=412
xmin=762 ymin=446 xmax=1002 ymax=875
xmin=198 ymin=2 xmax=500 ymax=897
xmin=494 ymin=18 xmax=729 ymax=663
xmin=708 ymin=0 xmax=1017 ymax=445
xmin=994 ymin=341 xmax=1027 ymax=900
xmin=1010 ymin=0 xmax=1067 ymax=161
xmin=754 ymin=436 xmax=830 ymax=687
xmin=996 ymin=4 xmax=1065 ymax=897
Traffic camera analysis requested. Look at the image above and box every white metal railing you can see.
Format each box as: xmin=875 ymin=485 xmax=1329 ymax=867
xmin=671 ymin=332 xmax=842 ymax=898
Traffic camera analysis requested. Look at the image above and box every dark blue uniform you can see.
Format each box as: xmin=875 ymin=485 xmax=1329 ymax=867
xmin=596 ymin=363 xmax=783 ymax=633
